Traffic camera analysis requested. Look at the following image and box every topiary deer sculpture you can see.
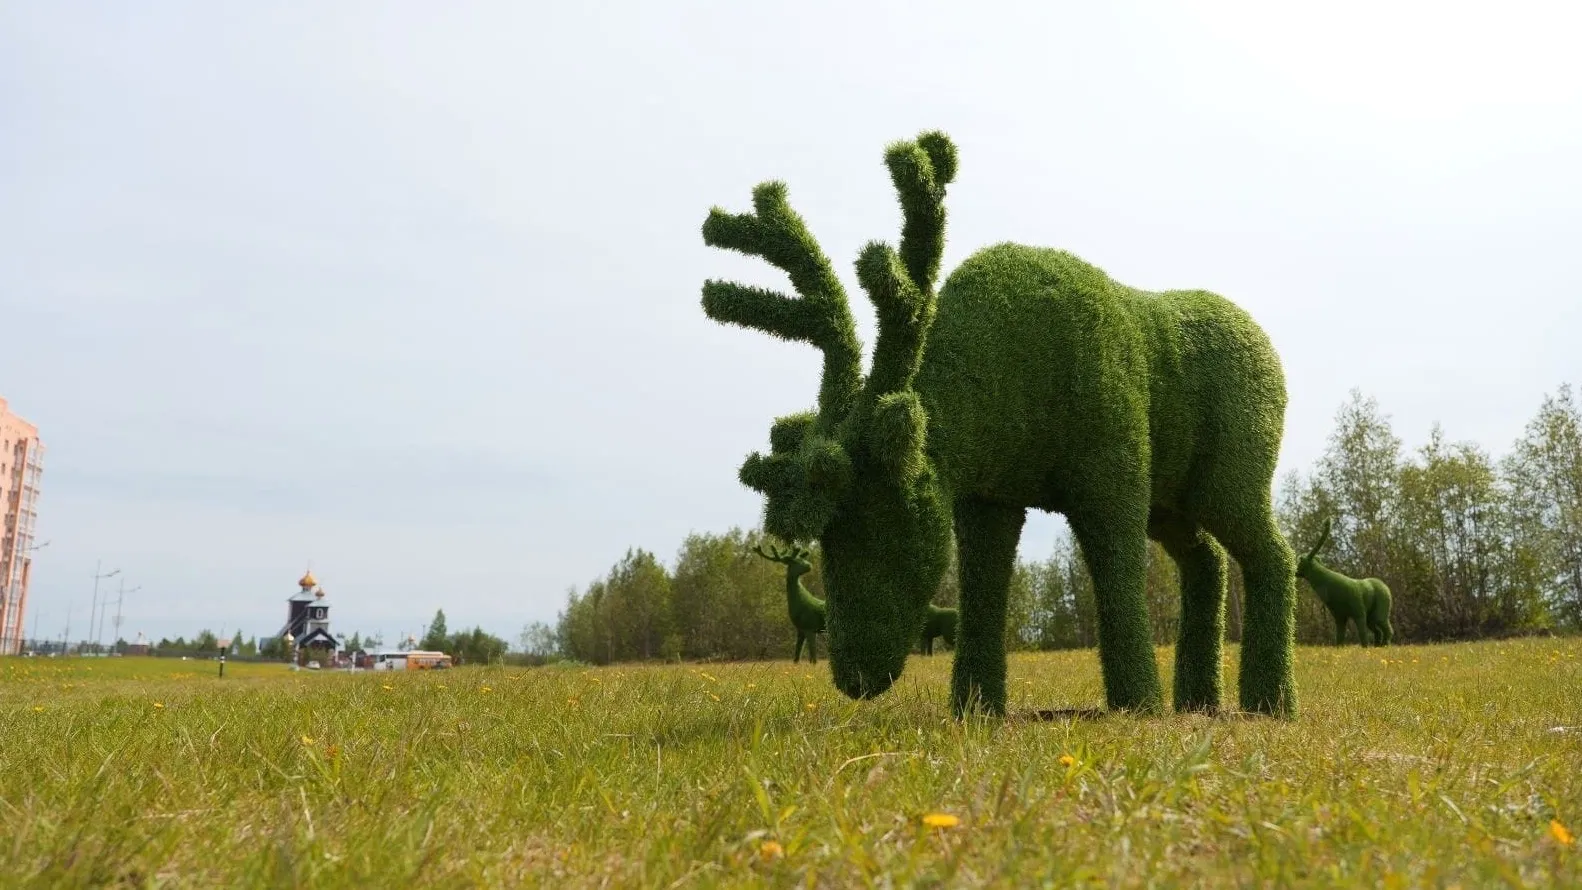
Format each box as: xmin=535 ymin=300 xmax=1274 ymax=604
xmin=752 ymin=543 xmax=828 ymax=663
xmin=701 ymin=130 xmax=1298 ymax=718
xmin=920 ymin=604 xmax=959 ymax=655
xmin=1296 ymin=519 xmax=1394 ymax=646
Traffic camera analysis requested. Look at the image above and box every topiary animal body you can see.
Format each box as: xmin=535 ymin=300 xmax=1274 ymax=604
xmin=920 ymin=604 xmax=958 ymax=655
xmin=1296 ymin=519 xmax=1394 ymax=646
xmin=701 ymin=131 xmax=1298 ymax=718
xmin=752 ymin=543 xmax=828 ymax=663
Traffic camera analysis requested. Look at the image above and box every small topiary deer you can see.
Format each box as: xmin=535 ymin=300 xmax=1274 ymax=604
xmin=753 ymin=543 xmax=828 ymax=663
xmin=1296 ymin=519 xmax=1394 ymax=646
xmin=920 ymin=604 xmax=959 ymax=655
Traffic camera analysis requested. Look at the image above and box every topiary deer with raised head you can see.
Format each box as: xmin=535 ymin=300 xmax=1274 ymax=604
xmin=920 ymin=604 xmax=959 ymax=655
xmin=1296 ymin=519 xmax=1394 ymax=646
xmin=752 ymin=543 xmax=828 ymax=663
xmin=701 ymin=130 xmax=1298 ymax=718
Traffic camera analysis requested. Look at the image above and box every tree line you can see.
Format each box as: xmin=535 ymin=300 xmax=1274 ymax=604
xmin=525 ymin=383 xmax=1580 ymax=664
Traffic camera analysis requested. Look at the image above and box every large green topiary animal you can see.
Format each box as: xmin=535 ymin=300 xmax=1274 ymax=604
xmin=1296 ymin=519 xmax=1394 ymax=646
xmin=752 ymin=543 xmax=828 ymax=663
xmin=920 ymin=604 xmax=958 ymax=655
xmin=701 ymin=130 xmax=1298 ymax=718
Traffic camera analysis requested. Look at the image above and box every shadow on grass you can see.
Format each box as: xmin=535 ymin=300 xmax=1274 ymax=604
xmin=1008 ymin=707 xmax=1108 ymax=723
xmin=1004 ymin=706 xmax=1279 ymax=723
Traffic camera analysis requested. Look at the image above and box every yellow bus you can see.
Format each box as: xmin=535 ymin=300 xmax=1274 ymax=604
xmin=371 ymin=650 xmax=453 ymax=671
xmin=406 ymin=650 xmax=452 ymax=670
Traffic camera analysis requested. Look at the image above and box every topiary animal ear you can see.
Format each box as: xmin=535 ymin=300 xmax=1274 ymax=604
xmin=868 ymin=391 xmax=928 ymax=484
xmin=738 ymin=427 xmax=852 ymax=543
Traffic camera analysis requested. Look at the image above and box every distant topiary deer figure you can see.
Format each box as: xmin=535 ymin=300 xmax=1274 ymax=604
xmin=753 ymin=543 xmax=828 ymax=663
xmin=1296 ymin=519 xmax=1394 ymax=646
xmin=702 ymin=130 xmax=1298 ymax=718
xmin=920 ymin=604 xmax=959 ymax=655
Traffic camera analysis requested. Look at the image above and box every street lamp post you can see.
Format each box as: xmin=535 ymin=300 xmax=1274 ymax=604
xmin=109 ymin=584 xmax=141 ymax=654
xmin=217 ymin=637 xmax=231 ymax=678
xmin=19 ymin=541 xmax=47 ymax=653
xmin=88 ymin=562 xmax=120 ymax=656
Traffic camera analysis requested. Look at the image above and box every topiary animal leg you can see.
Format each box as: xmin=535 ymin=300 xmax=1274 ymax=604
xmin=1211 ymin=510 xmax=1298 ymax=717
xmin=808 ymin=632 xmax=818 ymax=664
xmin=1070 ymin=515 xmax=1165 ymax=715
xmin=1334 ymin=615 xmax=1346 ymax=646
xmin=949 ymin=499 xmax=1025 ymax=717
xmin=1353 ymin=614 xmax=1369 ymax=647
xmin=794 ymin=632 xmax=805 ymax=663
xmin=1152 ymin=514 xmax=1226 ymax=714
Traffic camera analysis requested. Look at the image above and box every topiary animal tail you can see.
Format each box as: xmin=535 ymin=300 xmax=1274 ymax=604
xmin=702 ymin=131 xmax=1298 ymax=718
xmin=1295 ymin=519 xmax=1394 ymax=646
xmin=920 ymin=604 xmax=959 ymax=655
xmin=752 ymin=543 xmax=828 ymax=663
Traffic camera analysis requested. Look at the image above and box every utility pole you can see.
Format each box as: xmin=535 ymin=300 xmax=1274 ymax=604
xmin=89 ymin=561 xmax=120 ymax=656
xmin=96 ymin=577 xmax=121 ymax=653
xmin=111 ymin=583 xmax=140 ymax=652
xmin=62 ymin=602 xmax=72 ymax=655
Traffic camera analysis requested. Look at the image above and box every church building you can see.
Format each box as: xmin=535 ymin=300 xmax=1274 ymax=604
xmin=283 ymin=571 xmax=340 ymax=665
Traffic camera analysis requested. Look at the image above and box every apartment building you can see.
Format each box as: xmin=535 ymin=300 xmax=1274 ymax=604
xmin=0 ymin=397 xmax=45 ymax=655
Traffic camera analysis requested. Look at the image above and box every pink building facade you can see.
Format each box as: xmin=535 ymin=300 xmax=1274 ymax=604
xmin=0 ymin=397 xmax=45 ymax=655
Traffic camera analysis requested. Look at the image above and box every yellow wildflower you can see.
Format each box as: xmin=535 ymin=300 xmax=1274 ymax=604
xmin=759 ymin=840 xmax=784 ymax=861
xmin=480 ymin=686 xmax=492 ymax=694
xmin=153 ymin=702 xmax=165 ymax=709
xmin=301 ymin=735 xmax=315 ymax=746
xmin=804 ymin=702 xmax=818 ymax=711
xmin=1552 ymin=819 xmax=1575 ymax=846
xmin=381 ymin=684 xmax=393 ymax=690
xmin=922 ymin=813 xmax=960 ymax=829
xmin=32 ymin=706 xmax=44 ymax=712
xmin=1059 ymin=755 xmax=1076 ymax=767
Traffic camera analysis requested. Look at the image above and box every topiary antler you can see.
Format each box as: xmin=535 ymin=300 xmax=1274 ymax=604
xmin=855 ymin=132 xmax=957 ymax=403
xmin=1306 ymin=518 xmax=1333 ymax=562
xmin=752 ymin=543 xmax=806 ymax=565
xmin=704 ymin=132 xmax=959 ymax=543
xmin=702 ymin=183 xmax=863 ymax=422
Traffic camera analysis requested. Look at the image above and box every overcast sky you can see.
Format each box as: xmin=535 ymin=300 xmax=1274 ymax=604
xmin=2 ymin=1 xmax=1578 ymax=647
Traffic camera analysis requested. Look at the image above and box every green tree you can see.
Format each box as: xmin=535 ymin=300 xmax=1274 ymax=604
xmin=602 ymin=549 xmax=672 ymax=661
xmin=1315 ymin=389 xmax=1406 ymax=574
xmin=448 ymin=627 xmax=508 ymax=665
xmin=1503 ymin=383 xmax=1582 ymax=627
xmin=420 ymin=610 xmax=448 ymax=651
xmin=1397 ymin=428 xmax=1539 ymax=637
xmin=1004 ymin=561 xmax=1039 ymax=651
xmin=518 ymin=622 xmax=558 ymax=658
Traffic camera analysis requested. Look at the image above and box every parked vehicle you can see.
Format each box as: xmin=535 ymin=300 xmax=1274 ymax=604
xmin=370 ymin=650 xmax=452 ymax=671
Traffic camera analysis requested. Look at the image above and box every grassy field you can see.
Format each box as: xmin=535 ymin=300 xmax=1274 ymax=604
xmin=2 ymin=639 xmax=1580 ymax=888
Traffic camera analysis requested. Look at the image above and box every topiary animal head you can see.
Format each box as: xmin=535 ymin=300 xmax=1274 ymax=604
xmin=702 ymin=132 xmax=959 ymax=700
xmin=751 ymin=541 xmax=814 ymax=579
xmin=1296 ymin=518 xmax=1333 ymax=578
